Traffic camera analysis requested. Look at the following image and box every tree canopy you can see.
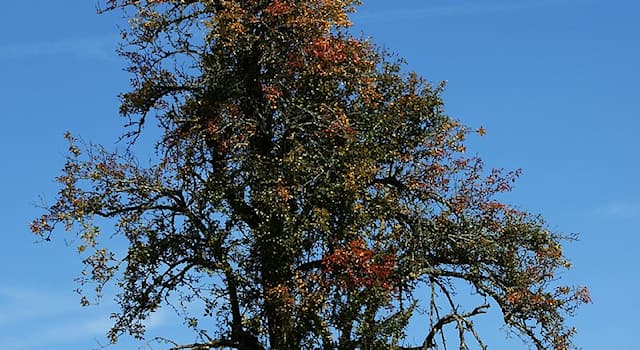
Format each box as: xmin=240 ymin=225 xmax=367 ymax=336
xmin=32 ymin=1 xmax=589 ymax=349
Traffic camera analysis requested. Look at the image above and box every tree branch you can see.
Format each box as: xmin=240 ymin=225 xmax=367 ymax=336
xmin=400 ymin=304 xmax=489 ymax=350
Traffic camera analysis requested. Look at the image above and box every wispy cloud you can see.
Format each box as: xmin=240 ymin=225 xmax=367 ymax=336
xmin=1 ymin=316 xmax=113 ymax=350
xmin=599 ymin=201 xmax=640 ymax=219
xmin=0 ymin=286 xmax=76 ymax=326
xmin=0 ymin=285 xmax=169 ymax=350
xmin=0 ymin=35 xmax=119 ymax=62
xmin=352 ymin=0 xmax=569 ymax=24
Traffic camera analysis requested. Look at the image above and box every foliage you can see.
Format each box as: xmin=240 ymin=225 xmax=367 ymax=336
xmin=32 ymin=1 xmax=589 ymax=349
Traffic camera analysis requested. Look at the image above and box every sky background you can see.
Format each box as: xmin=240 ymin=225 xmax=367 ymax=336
xmin=1 ymin=0 xmax=638 ymax=349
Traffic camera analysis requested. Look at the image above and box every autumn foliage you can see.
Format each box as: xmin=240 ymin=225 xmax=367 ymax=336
xmin=322 ymin=239 xmax=396 ymax=291
xmin=33 ymin=1 xmax=588 ymax=349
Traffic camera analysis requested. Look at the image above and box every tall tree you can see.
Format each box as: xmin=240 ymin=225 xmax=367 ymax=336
xmin=32 ymin=1 xmax=589 ymax=349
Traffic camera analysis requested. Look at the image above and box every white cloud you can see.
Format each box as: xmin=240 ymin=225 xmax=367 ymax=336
xmin=0 ymin=285 xmax=169 ymax=350
xmin=352 ymin=0 xmax=570 ymax=23
xmin=1 ymin=316 xmax=113 ymax=350
xmin=0 ymin=286 xmax=74 ymax=326
xmin=0 ymin=35 xmax=118 ymax=62
xmin=599 ymin=201 xmax=640 ymax=219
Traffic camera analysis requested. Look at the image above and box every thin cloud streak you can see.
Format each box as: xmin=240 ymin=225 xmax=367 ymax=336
xmin=1 ymin=317 xmax=113 ymax=350
xmin=0 ymin=289 xmax=72 ymax=326
xmin=599 ymin=201 xmax=640 ymax=219
xmin=0 ymin=35 xmax=119 ymax=62
xmin=4 ymin=310 xmax=169 ymax=350
xmin=352 ymin=0 xmax=570 ymax=24
xmin=0 ymin=285 xmax=169 ymax=350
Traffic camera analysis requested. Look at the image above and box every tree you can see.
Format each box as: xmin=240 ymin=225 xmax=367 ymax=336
xmin=31 ymin=1 xmax=589 ymax=349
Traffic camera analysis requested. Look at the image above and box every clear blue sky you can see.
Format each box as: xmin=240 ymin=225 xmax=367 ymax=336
xmin=1 ymin=0 xmax=638 ymax=349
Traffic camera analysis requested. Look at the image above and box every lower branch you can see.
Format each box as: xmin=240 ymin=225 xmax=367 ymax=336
xmin=401 ymin=304 xmax=489 ymax=350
